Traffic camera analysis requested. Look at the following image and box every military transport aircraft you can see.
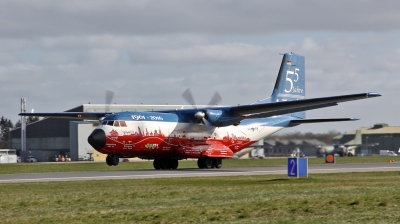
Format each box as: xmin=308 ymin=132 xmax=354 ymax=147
xmin=19 ymin=53 xmax=380 ymax=170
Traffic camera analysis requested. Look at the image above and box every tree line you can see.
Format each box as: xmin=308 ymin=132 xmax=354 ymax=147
xmin=0 ymin=116 xmax=40 ymax=148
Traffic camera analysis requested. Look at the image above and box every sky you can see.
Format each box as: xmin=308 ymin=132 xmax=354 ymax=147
xmin=1 ymin=0 xmax=399 ymax=134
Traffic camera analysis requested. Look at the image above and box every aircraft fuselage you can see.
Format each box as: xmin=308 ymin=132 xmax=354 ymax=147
xmin=88 ymin=111 xmax=288 ymax=160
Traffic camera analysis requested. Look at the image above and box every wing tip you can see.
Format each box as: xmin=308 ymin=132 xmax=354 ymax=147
xmin=367 ymin=92 xmax=381 ymax=98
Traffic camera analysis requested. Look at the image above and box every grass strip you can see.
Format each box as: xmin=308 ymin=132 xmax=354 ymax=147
xmin=1 ymin=172 xmax=400 ymax=223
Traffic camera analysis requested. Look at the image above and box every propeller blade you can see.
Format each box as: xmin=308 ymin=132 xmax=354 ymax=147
xmin=202 ymin=118 xmax=214 ymax=131
xmin=182 ymin=88 xmax=198 ymax=109
xmin=208 ymin=91 xmax=222 ymax=106
xmin=105 ymin=90 xmax=115 ymax=113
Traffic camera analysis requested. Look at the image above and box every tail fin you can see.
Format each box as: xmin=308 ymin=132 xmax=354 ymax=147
xmin=255 ymin=53 xmax=306 ymax=119
xmin=271 ymin=53 xmax=305 ymax=102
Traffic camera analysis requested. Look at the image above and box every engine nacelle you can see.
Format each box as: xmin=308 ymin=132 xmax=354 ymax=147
xmin=205 ymin=109 xmax=244 ymax=127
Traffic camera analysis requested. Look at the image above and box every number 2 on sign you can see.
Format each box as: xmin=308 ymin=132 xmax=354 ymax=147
xmin=290 ymin=159 xmax=296 ymax=176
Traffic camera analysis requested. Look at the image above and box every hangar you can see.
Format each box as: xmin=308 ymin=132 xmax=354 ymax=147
xmin=250 ymin=123 xmax=400 ymax=158
xmin=332 ymin=123 xmax=400 ymax=155
xmin=10 ymin=104 xmax=187 ymax=162
xmin=263 ymin=139 xmax=327 ymax=157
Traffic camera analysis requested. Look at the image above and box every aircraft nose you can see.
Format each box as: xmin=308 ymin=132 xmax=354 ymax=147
xmin=88 ymin=129 xmax=106 ymax=150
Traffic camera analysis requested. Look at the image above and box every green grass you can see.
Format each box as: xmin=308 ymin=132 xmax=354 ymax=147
xmin=0 ymin=155 xmax=396 ymax=174
xmin=1 ymin=172 xmax=400 ymax=223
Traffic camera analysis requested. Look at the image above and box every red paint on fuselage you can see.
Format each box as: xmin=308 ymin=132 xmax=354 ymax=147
xmin=95 ymin=127 xmax=256 ymax=159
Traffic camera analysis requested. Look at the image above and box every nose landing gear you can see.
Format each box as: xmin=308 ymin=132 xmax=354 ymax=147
xmin=106 ymin=154 xmax=119 ymax=166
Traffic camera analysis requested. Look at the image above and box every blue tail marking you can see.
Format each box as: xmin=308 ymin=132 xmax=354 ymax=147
xmin=256 ymin=53 xmax=306 ymax=119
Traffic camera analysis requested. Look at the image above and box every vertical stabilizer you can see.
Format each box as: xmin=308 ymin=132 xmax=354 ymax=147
xmin=354 ymin=130 xmax=362 ymax=144
xmin=271 ymin=53 xmax=305 ymax=102
xmin=256 ymin=53 xmax=306 ymax=119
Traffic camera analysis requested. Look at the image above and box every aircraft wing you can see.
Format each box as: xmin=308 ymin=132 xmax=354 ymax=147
xmin=289 ymin=118 xmax=359 ymax=124
xmin=18 ymin=112 xmax=109 ymax=120
xmin=230 ymin=92 xmax=380 ymax=118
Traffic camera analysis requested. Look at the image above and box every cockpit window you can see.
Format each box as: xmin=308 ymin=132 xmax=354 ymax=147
xmin=101 ymin=120 xmax=127 ymax=127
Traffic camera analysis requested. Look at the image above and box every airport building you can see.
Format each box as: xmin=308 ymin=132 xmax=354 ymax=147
xmin=262 ymin=139 xmax=327 ymax=157
xmin=262 ymin=123 xmax=400 ymax=157
xmin=332 ymin=123 xmax=400 ymax=155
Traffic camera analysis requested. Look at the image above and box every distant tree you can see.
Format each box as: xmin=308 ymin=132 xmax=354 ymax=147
xmin=14 ymin=116 xmax=40 ymax=128
xmin=27 ymin=116 xmax=40 ymax=124
xmin=14 ymin=120 xmax=21 ymax=128
xmin=0 ymin=116 xmax=14 ymax=148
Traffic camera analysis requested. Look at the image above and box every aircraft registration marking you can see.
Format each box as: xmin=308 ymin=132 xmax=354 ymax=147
xmin=131 ymin=115 xmax=164 ymax=121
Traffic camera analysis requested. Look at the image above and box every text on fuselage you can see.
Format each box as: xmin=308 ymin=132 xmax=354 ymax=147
xmin=131 ymin=115 xmax=164 ymax=121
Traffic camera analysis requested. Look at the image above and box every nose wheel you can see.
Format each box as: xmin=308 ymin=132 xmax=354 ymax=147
xmin=106 ymin=154 xmax=119 ymax=166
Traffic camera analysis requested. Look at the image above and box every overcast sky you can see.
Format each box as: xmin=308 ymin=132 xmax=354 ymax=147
xmin=1 ymin=0 xmax=398 ymax=134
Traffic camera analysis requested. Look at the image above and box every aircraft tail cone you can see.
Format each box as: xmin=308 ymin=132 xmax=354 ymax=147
xmin=88 ymin=129 xmax=106 ymax=150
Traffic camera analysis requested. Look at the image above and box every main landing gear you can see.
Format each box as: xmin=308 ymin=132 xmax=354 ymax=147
xmin=197 ymin=157 xmax=222 ymax=169
xmin=106 ymin=154 xmax=119 ymax=166
xmin=153 ymin=158 xmax=179 ymax=170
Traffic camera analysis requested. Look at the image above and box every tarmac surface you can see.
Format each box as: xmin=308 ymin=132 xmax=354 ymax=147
xmin=1 ymin=162 xmax=399 ymax=183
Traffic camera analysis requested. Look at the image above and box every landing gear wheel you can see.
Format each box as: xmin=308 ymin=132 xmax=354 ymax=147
xmin=111 ymin=154 xmax=119 ymax=166
xmin=197 ymin=157 xmax=205 ymax=169
xmin=204 ymin=157 xmax=213 ymax=169
xmin=168 ymin=159 xmax=179 ymax=169
xmin=212 ymin=158 xmax=222 ymax=169
xmin=159 ymin=159 xmax=169 ymax=170
xmin=106 ymin=155 xmax=112 ymax=166
xmin=153 ymin=158 xmax=161 ymax=170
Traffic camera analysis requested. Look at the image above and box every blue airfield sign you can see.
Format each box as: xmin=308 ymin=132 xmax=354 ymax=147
xmin=288 ymin=157 xmax=308 ymax=178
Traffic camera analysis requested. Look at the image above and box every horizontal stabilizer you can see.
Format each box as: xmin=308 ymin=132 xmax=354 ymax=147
xmin=289 ymin=118 xmax=359 ymax=124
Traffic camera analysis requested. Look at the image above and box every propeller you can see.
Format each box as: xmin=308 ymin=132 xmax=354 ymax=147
xmin=105 ymin=90 xmax=115 ymax=114
xmin=91 ymin=90 xmax=114 ymax=122
xmin=182 ymin=88 xmax=222 ymax=110
xmin=207 ymin=91 xmax=222 ymax=107
xmin=181 ymin=88 xmax=222 ymax=130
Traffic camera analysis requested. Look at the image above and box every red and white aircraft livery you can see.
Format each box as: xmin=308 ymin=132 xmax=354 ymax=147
xmin=20 ymin=53 xmax=381 ymax=170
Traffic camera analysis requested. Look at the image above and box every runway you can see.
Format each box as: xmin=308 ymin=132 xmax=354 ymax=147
xmin=1 ymin=163 xmax=399 ymax=183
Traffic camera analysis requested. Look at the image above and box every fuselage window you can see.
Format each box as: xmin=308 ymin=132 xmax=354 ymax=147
xmin=114 ymin=121 xmax=120 ymax=127
xmin=119 ymin=121 xmax=127 ymax=127
xmin=107 ymin=120 xmax=114 ymax=126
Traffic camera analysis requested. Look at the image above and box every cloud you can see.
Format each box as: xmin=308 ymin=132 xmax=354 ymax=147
xmin=1 ymin=1 xmax=400 ymax=38
xmin=76 ymin=48 xmax=122 ymax=66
